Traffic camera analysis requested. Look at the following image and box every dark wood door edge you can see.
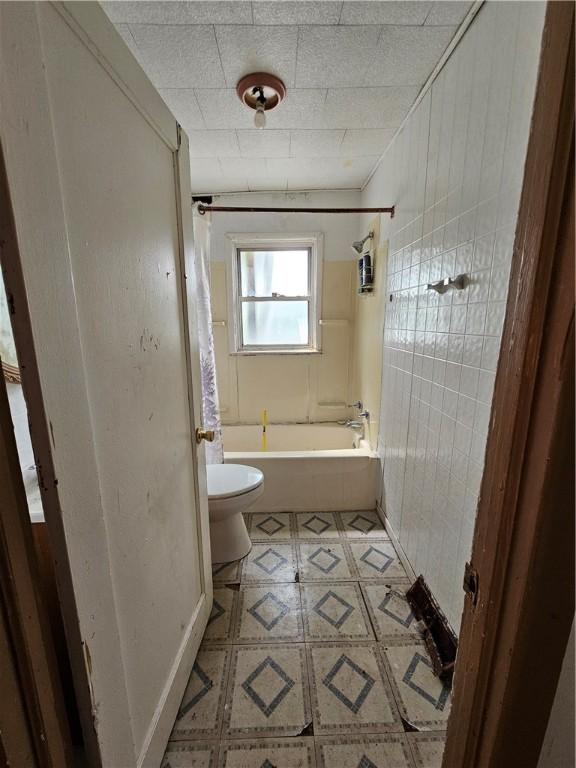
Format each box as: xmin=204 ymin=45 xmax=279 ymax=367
xmin=0 ymin=370 xmax=71 ymax=765
xmin=443 ymin=3 xmax=575 ymax=766
xmin=0 ymin=142 xmax=100 ymax=766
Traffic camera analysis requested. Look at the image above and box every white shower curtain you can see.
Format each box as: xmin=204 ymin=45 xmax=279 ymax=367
xmin=192 ymin=205 xmax=223 ymax=464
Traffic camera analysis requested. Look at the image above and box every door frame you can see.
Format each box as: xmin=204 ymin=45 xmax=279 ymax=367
xmin=444 ymin=2 xmax=575 ymax=765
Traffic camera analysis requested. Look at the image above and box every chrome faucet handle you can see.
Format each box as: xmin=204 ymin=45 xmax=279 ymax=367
xmin=359 ymin=410 xmax=370 ymax=419
xmin=347 ymin=401 xmax=363 ymax=410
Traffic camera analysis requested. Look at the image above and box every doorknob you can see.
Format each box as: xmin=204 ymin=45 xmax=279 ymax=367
xmin=195 ymin=427 xmax=215 ymax=444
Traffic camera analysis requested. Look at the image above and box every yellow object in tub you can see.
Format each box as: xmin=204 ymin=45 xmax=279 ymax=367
xmin=261 ymin=409 xmax=268 ymax=451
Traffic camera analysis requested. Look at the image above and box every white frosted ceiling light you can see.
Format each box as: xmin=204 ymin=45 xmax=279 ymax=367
xmin=236 ymin=73 xmax=286 ymax=130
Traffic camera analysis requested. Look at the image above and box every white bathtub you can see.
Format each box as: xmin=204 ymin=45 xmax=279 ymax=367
xmin=222 ymin=423 xmax=379 ymax=512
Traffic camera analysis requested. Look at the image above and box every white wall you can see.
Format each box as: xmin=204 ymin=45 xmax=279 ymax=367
xmin=208 ymin=190 xmax=362 ymax=263
xmin=362 ymin=0 xmax=546 ymax=630
xmin=209 ymin=190 xmax=361 ymax=424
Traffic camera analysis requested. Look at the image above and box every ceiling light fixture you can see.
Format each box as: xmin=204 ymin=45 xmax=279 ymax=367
xmin=236 ymin=72 xmax=286 ymax=130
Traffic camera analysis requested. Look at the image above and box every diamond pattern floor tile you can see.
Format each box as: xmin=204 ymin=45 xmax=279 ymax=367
xmin=223 ymin=644 xmax=311 ymax=739
xmin=338 ymin=511 xmax=390 ymax=539
xmin=171 ymin=647 xmax=230 ymax=741
xmin=297 ymin=542 xmax=356 ymax=581
xmin=220 ymin=738 xmax=316 ymax=767
xmin=161 ymin=741 xmax=218 ymax=767
xmin=203 ymin=587 xmax=238 ymax=643
xmin=295 ymin=512 xmax=341 ymax=539
xmin=164 ymin=508 xmax=451 ymax=766
xmin=349 ymin=540 xmax=408 ymax=580
xmin=381 ymin=643 xmax=452 ymax=730
xmin=407 ymin=732 xmax=446 ymax=767
xmin=234 ymin=584 xmax=303 ymax=643
xmin=315 ymin=735 xmax=415 ymax=768
xmin=361 ymin=581 xmax=422 ymax=642
xmin=307 ymin=642 xmax=402 ymax=735
xmin=243 ymin=543 xmax=298 ymax=583
xmin=248 ymin=513 xmax=294 ymax=541
xmin=301 ymin=583 xmax=374 ymax=641
xmin=212 ymin=559 xmax=242 ymax=584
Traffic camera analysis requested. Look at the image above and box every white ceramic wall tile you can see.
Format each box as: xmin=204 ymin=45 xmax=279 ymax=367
xmin=362 ymin=1 xmax=545 ymax=632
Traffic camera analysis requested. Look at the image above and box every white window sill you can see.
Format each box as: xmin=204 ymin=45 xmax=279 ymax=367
xmin=231 ymin=348 xmax=322 ymax=356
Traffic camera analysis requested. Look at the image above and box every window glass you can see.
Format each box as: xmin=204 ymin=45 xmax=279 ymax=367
xmin=239 ymin=250 xmax=309 ymax=297
xmin=241 ymin=301 xmax=309 ymax=346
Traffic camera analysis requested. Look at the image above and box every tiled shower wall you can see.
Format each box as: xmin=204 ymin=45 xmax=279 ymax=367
xmin=361 ymin=1 xmax=546 ymax=631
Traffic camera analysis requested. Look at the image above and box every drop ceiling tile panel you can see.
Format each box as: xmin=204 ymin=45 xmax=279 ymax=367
xmin=102 ymin=1 xmax=253 ymax=25
xmin=296 ymin=26 xmax=381 ymax=88
xmin=113 ymin=23 xmax=141 ymax=59
xmin=195 ymin=89 xmax=255 ymax=128
xmin=127 ymin=24 xmax=225 ymax=88
xmin=217 ymin=158 xmax=289 ymax=193
xmin=368 ymin=26 xmax=456 ymax=86
xmin=249 ymin=160 xmax=289 ymax=192
xmin=285 ymin=156 xmax=379 ymax=190
xmin=324 ymin=86 xmax=420 ymax=129
xmin=265 ymin=89 xmax=330 ymax=129
xmin=340 ymin=1 xmax=432 ymax=25
xmin=425 ymin=1 xmax=473 ymax=26
xmin=253 ymin=1 xmax=342 ymax=25
xmin=215 ymin=25 xmax=298 ymax=87
xmin=220 ymin=158 xmax=258 ymax=190
xmin=340 ymin=128 xmax=396 ymax=156
xmin=290 ymin=130 xmax=346 ymax=158
xmin=159 ymin=89 xmax=206 ymax=129
xmin=187 ymin=130 xmax=241 ymax=158
xmin=237 ymin=130 xmax=291 ymax=158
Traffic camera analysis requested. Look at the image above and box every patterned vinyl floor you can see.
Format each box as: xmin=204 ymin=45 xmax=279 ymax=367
xmin=162 ymin=510 xmax=451 ymax=768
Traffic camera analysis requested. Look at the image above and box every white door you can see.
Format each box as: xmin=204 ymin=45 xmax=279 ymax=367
xmin=0 ymin=3 xmax=212 ymax=766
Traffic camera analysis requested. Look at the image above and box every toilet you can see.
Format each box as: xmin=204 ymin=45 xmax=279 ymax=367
xmin=206 ymin=463 xmax=264 ymax=564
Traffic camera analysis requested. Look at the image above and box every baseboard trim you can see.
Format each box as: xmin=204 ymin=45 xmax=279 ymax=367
xmin=137 ymin=593 xmax=210 ymax=768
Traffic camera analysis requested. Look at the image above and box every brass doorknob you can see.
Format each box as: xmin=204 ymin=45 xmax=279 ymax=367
xmin=195 ymin=427 xmax=215 ymax=444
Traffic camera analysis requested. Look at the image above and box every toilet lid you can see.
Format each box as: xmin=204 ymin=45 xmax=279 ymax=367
xmin=206 ymin=463 xmax=263 ymax=500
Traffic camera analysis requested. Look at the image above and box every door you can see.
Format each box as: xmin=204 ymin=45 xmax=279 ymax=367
xmin=0 ymin=3 xmax=212 ymax=766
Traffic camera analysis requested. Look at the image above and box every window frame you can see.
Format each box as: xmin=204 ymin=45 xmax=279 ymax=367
xmin=226 ymin=233 xmax=323 ymax=355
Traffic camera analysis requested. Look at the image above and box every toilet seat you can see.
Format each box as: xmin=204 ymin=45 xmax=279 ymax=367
xmin=207 ymin=464 xmax=263 ymax=500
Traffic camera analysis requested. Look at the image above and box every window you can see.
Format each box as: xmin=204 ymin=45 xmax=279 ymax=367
xmin=228 ymin=234 xmax=322 ymax=353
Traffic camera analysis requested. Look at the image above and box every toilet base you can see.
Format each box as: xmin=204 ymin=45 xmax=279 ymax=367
xmin=210 ymin=512 xmax=252 ymax=564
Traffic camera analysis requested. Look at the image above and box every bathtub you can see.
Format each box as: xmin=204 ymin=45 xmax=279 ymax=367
xmin=222 ymin=423 xmax=379 ymax=512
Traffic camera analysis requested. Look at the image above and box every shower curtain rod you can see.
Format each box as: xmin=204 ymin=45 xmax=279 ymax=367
xmin=197 ymin=203 xmax=395 ymax=217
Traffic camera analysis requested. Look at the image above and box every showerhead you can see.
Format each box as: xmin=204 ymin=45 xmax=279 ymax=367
xmin=351 ymin=231 xmax=374 ymax=255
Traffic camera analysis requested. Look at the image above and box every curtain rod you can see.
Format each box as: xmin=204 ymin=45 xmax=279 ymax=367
xmin=197 ymin=203 xmax=395 ymax=217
